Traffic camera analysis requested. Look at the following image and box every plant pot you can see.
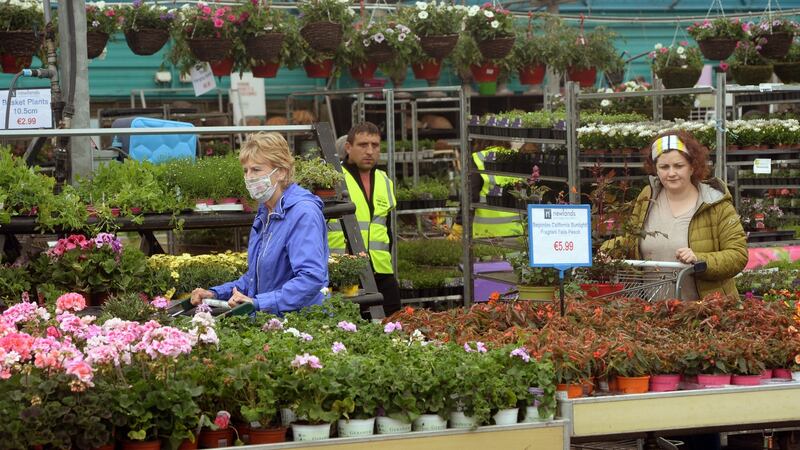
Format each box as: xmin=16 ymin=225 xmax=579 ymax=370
xmin=523 ymin=405 xmax=553 ymax=423
xmin=376 ymin=416 xmax=412 ymax=434
xmin=518 ymin=64 xmax=546 ymax=85
xmin=657 ymin=66 xmax=701 ymax=89
xmin=245 ymin=32 xmax=285 ymax=61
xmin=248 ymin=427 xmax=287 ymax=444
xmin=419 ymin=34 xmax=459 ymax=59
xmin=412 ymin=59 xmax=442 ymax=81
xmin=337 ymin=418 xmax=375 ymax=437
xmin=773 ymin=368 xmax=792 ymax=379
xmin=792 ymin=371 xmax=800 ymax=381
xmin=697 ymin=38 xmax=737 ymax=60
xmin=125 ymin=28 xmax=170 ymax=55
xmin=477 ymin=36 xmax=515 ymax=59
xmin=649 ymin=374 xmax=680 ymax=392
xmin=580 ymin=283 xmax=624 ymax=298
xmin=300 ymin=21 xmax=343 ymax=53
xmin=470 ymin=62 xmax=500 ymax=83
xmin=350 ymin=62 xmax=378 ymax=81
xmin=0 ymin=30 xmax=39 ymax=56
xmin=218 ymin=197 xmax=239 ymax=204
xmin=198 ymin=428 xmax=234 ymax=448
xmin=760 ymin=369 xmax=773 ymax=379
xmin=477 ymin=81 xmax=497 ymax=96
xmin=339 ymin=284 xmax=359 ymax=297
xmin=616 ymin=375 xmax=650 ymax=394
xmin=1 ymin=53 xmax=31 ymax=74
xmin=757 ymin=32 xmax=794 ymax=59
xmin=177 ymin=436 xmax=198 ymax=450
xmin=209 ymin=57 xmax=234 ymax=77
xmin=188 ymin=37 xmax=233 ymax=62
xmin=731 ymin=374 xmax=763 ymax=386
xmin=413 ymin=414 xmax=447 ymax=431
xmin=93 ymin=444 xmax=115 ymax=450
xmin=517 ymin=285 xmax=555 ymax=301
xmin=731 ymin=64 xmax=774 ymax=86
xmin=121 ymin=441 xmax=161 ymax=450
xmin=314 ymin=188 xmax=337 ymax=199
xmin=86 ymin=31 xmax=109 ymax=59
xmin=448 ymin=411 xmax=478 ymax=429
xmin=492 ymin=407 xmax=519 ymax=425
xmin=292 ymin=423 xmax=331 ymax=441
xmin=304 ymin=59 xmax=335 ymax=79
xmin=556 ymin=383 xmax=583 ymax=399
xmin=697 ymin=373 xmax=731 ymax=387
xmin=567 ymin=66 xmax=597 ymax=88
xmin=252 ymin=61 xmax=280 ymax=79
xmin=773 ymin=62 xmax=800 ymax=84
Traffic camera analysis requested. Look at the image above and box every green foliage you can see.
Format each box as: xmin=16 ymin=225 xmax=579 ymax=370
xmin=118 ymin=1 xmax=175 ymax=32
xmin=399 ymin=239 xmax=461 ymax=266
xmin=649 ymin=42 xmax=703 ymax=73
xmin=508 ymin=253 xmax=558 ymax=286
xmin=157 ymin=155 xmax=245 ymax=202
xmin=464 ymin=3 xmax=514 ymax=42
xmin=396 ymin=177 xmax=449 ymax=201
xmin=0 ymin=265 xmax=32 ymax=306
xmin=98 ymin=292 xmax=164 ymax=323
xmin=550 ymin=25 xmax=619 ymax=73
xmin=328 ymin=253 xmax=369 ymax=287
xmin=297 ymin=0 xmax=355 ymax=27
xmin=0 ymin=0 xmax=44 ymax=31
xmin=729 ymin=39 xmax=769 ymax=67
xmin=686 ymin=17 xmax=747 ymax=41
xmin=402 ymin=1 xmax=465 ymax=37
xmin=294 ymin=156 xmax=343 ymax=190
xmin=85 ymin=3 xmax=119 ymax=35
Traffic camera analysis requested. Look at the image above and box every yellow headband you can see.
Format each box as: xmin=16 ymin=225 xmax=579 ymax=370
xmin=651 ymin=135 xmax=687 ymax=161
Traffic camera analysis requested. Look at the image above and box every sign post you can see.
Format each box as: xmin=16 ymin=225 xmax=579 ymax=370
xmin=527 ymin=204 xmax=592 ymax=316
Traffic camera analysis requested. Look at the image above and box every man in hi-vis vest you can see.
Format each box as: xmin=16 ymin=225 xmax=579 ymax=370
xmin=327 ymin=122 xmax=401 ymax=315
xmin=471 ymin=147 xmax=523 ymax=238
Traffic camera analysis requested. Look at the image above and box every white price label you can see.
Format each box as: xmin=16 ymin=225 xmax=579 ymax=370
xmin=753 ymin=158 xmax=772 ymax=174
xmin=758 ymin=83 xmax=774 ymax=92
xmin=190 ymin=63 xmax=216 ymax=97
xmin=0 ymin=88 xmax=52 ymax=129
xmin=528 ymin=205 xmax=592 ymax=268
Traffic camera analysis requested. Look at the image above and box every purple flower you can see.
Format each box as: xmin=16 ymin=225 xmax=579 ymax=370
xmin=300 ymin=332 xmax=313 ymax=342
xmin=476 ymin=342 xmax=487 ymax=353
xmin=262 ymin=318 xmax=283 ymax=331
xmin=94 ymin=233 xmax=122 ymax=254
xmin=196 ymin=303 xmax=212 ymax=313
xmin=510 ymin=347 xmax=531 ymax=362
xmin=132 ymin=0 xmax=142 ymax=7
xmin=463 ymin=342 xmax=473 ymax=352
xmin=384 ymin=321 xmax=403 ymax=333
xmin=337 ymin=321 xmax=357 ymax=332
xmin=291 ymin=353 xmax=323 ymax=369
xmin=332 ymin=341 xmax=346 ymax=354
xmin=151 ymin=296 xmax=169 ymax=309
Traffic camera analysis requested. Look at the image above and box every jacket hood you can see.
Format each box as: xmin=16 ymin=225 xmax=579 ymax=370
xmin=647 ymin=176 xmax=731 ymax=207
xmin=257 ymin=183 xmax=324 ymax=220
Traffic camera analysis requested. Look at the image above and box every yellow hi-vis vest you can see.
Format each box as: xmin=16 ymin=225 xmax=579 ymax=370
xmin=327 ymin=169 xmax=395 ymax=274
xmin=472 ymin=150 xmax=523 ymax=238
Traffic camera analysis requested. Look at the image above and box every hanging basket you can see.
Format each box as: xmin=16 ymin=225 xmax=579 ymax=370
xmin=188 ymin=37 xmax=233 ymax=62
xmin=518 ymin=64 xmax=546 ymax=85
xmin=731 ymin=64 xmax=774 ymax=85
xmin=757 ymin=32 xmax=794 ymax=59
xmin=470 ymin=62 xmax=500 ymax=83
xmin=773 ymin=61 xmax=800 ymax=84
xmin=657 ymin=66 xmax=702 ymax=89
xmin=350 ymin=62 xmax=378 ymax=81
xmin=244 ymin=32 xmax=285 ymax=62
xmin=300 ymin=21 xmax=343 ymax=53
xmin=477 ymin=36 xmax=515 ymax=60
xmin=209 ymin=57 xmax=234 ymax=77
xmin=304 ymin=58 xmax=335 ymax=78
xmin=567 ymin=66 xmax=597 ymax=88
xmin=697 ymin=38 xmax=737 ymax=60
xmin=1 ymin=54 xmax=32 ymax=74
xmin=365 ymin=41 xmax=394 ymax=64
xmin=86 ymin=31 xmax=109 ymax=59
xmin=419 ymin=34 xmax=459 ymax=59
xmin=412 ymin=59 xmax=442 ymax=80
xmin=124 ymin=28 xmax=170 ymax=55
xmin=252 ymin=61 xmax=281 ymax=78
xmin=0 ymin=31 xmax=40 ymax=56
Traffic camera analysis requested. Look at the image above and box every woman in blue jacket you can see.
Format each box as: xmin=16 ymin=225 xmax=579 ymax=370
xmin=191 ymin=132 xmax=329 ymax=315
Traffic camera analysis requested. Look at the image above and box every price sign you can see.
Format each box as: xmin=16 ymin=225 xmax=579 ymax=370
xmin=528 ymin=204 xmax=592 ymax=269
xmin=0 ymin=88 xmax=52 ymax=130
xmin=190 ymin=63 xmax=216 ymax=97
xmin=753 ymin=158 xmax=771 ymax=174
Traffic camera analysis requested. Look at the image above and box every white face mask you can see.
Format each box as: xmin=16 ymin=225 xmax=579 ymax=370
xmin=245 ymin=168 xmax=279 ymax=203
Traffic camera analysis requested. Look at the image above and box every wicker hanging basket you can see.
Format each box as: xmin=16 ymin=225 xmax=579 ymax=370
xmin=300 ymin=21 xmax=343 ymax=53
xmin=0 ymin=31 xmax=40 ymax=56
xmin=757 ymin=32 xmax=794 ymax=59
xmin=365 ymin=41 xmax=394 ymax=64
xmin=86 ymin=31 xmax=109 ymax=59
xmin=731 ymin=64 xmax=774 ymax=85
xmin=477 ymin=36 xmax=515 ymax=60
xmin=773 ymin=61 xmax=800 ymax=84
xmin=188 ymin=37 xmax=233 ymax=62
xmin=657 ymin=66 xmax=702 ymax=89
xmin=419 ymin=34 xmax=459 ymax=59
xmin=124 ymin=29 xmax=170 ymax=56
xmin=697 ymin=38 xmax=737 ymax=60
xmin=244 ymin=33 xmax=285 ymax=62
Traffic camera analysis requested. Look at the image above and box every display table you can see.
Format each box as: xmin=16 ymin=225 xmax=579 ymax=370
xmin=558 ymin=383 xmax=800 ymax=440
xmin=221 ymin=421 xmax=568 ymax=450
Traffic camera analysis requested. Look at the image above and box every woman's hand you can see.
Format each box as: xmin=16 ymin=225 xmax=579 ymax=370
xmin=190 ymin=288 xmax=214 ymax=306
xmin=675 ymin=247 xmax=698 ymax=264
xmin=228 ymin=287 xmax=253 ymax=308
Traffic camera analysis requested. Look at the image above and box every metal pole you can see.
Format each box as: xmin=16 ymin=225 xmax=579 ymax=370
xmin=385 ymin=88 xmax=398 ymax=275
xmin=411 ymin=100 xmax=419 ymax=186
xmin=459 ymin=86 xmax=472 ymax=307
xmin=715 ymin=71 xmax=727 ymax=182
xmin=653 ymin=77 xmax=663 ymax=122
xmin=566 ymin=81 xmax=580 ymax=204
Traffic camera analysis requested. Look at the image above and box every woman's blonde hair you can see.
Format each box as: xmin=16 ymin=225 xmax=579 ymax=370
xmin=239 ymin=132 xmax=294 ymax=187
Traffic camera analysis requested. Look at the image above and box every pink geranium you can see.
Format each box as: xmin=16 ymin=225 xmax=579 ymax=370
xmin=214 ymin=410 xmax=231 ymax=429
xmin=56 ymin=293 xmax=87 ymax=314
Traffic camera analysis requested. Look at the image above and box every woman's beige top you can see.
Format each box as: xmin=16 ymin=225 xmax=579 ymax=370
xmin=640 ymin=191 xmax=701 ymax=301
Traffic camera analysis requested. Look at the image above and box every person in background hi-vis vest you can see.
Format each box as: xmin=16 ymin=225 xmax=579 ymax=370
xmin=471 ymin=147 xmax=523 ymax=238
xmin=327 ymin=122 xmax=401 ymax=315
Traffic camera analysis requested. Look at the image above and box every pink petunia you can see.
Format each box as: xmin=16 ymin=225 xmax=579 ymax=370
xmin=213 ymin=18 xmax=224 ymax=28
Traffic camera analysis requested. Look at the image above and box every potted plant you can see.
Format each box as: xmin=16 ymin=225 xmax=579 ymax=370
xmin=298 ymin=0 xmax=354 ymax=53
xmin=773 ymin=39 xmax=800 ymax=83
xmin=750 ymin=17 xmax=798 ymax=59
xmin=119 ymin=0 xmax=175 ymax=56
xmin=465 ymin=3 xmax=514 ymax=60
xmin=687 ymin=17 xmax=747 ymax=60
xmin=508 ymin=253 xmax=557 ymax=301
xmin=729 ymin=40 xmax=774 ymax=85
xmin=0 ymin=0 xmax=44 ymax=58
xmin=649 ymin=41 xmax=703 ymax=89
xmin=85 ymin=2 xmax=118 ymax=59
xmin=293 ymin=156 xmax=343 ymax=198
xmin=604 ymin=332 xmax=655 ymax=394
xmin=327 ymin=252 xmax=369 ymax=296
xmin=553 ymin=26 xmax=619 ymax=88
xmin=333 ymin=354 xmax=384 ymax=437
xmin=239 ymin=1 xmax=288 ymax=68
xmin=176 ymin=2 xmax=239 ymax=64
xmin=282 ymin=351 xmax=340 ymax=441
xmin=510 ymin=24 xmax=551 ymax=86
xmin=404 ymin=1 xmax=463 ymax=61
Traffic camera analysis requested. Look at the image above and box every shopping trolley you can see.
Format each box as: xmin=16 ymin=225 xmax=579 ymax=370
xmin=166 ymin=298 xmax=254 ymax=317
xmin=573 ymin=260 xmax=707 ymax=301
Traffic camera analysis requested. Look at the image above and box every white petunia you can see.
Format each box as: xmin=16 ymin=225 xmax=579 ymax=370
xmin=484 ymin=10 xmax=494 ymax=18
xmin=385 ymin=27 xmax=394 ymax=34
xmin=491 ymin=20 xmax=499 ymax=28
xmin=676 ymin=46 xmax=685 ymax=55
xmin=601 ymin=99 xmax=611 ymax=107
xmin=654 ymin=43 xmax=662 ymax=50
xmin=398 ymin=33 xmax=407 ymax=42
xmin=468 ymin=5 xmax=479 ymax=16
xmin=418 ymin=10 xmax=429 ymax=19
xmin=373 ymin=33 xmax=385 ymax=43
xmin=416 ymin=1 xmax=428 ymax=10
xmin=95 ymin=1 xmax=106 ymax=8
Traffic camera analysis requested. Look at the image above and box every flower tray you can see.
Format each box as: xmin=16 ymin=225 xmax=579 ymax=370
xmin=300 ymin=21 xmax=343 ymax=53
xmin=245 ymin=32 xmax=285 ymax=62
xmin=125 ymin=28 xmax=170 ymax=56
xmin=86 ymin=31 xmax=109 ymax=59
xmin=420 ymin=34 xmax=459 ymax=59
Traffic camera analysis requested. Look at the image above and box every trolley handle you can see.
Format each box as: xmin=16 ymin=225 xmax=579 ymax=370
xmin=621 ymin=260 xmax=707 ymax=273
